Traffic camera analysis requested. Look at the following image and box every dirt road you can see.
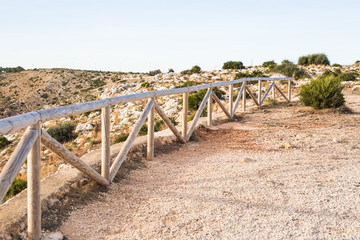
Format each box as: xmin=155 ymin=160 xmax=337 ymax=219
xmin=59 ymin=93 xmax=360 ymax=239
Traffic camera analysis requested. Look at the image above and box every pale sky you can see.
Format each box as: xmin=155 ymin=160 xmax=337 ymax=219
xmin=1 ymin=0 xmax=359 ymax=72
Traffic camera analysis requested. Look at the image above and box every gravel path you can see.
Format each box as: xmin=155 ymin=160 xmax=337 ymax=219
xmin=60 ymin=93 xmax=360 ymax=239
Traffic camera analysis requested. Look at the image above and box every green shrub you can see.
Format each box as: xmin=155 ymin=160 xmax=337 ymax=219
xmin=336 ymin=73 xmax=357 ymax=82
xmin=298 ymin=53 xmax=330 ymax=66
xmin=149 ymin=69 xmax=161 ymax=76
xmin=299 ymin=76 xmax=345 ymax=109
xmin=0 ymin=136 xmax=11 ymax=149
xmin=141 ymin=81 xmax=152 ymax=88
xmin=139 ymin=124 xmax=148 ymax=136
xmin=175 ymin=81 xmax=197 ymax=89
xmin=47 ymin=122 xmax=77 ymax=143
xmin=188 ymin=88 xmax=225 ymax=111
xmin=168 ymin=69 xmax=174 ymax=73
xmin=154 ymin=120 xmax=165 ymax=132
xmin=180 ymin=69 xmax=191 ymax=75
xmin=273 ymin=60 xmax=308 ymax=79
xmin=222 ymin=61 xmax=244 ymax=70
xmin=263 ymin=60 xmax=277 ymax=69
xmin=355 ymin=60 xmax=360 ymax=64
xmin=3 ymin=178 xmax=27 ymax=202
xmin=181 ymin=65 xmax=201 ymax=75
xmin=113 ymin=133 xmax=129 ymax=143
xmin=332 ymin=63 xmax=342 ymax=68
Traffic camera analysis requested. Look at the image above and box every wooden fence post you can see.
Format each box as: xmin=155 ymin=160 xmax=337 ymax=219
xmin=258 ymin=80 xmax=262 ymax=108
xmin=229 ymin=84 xmax=233 ymax=117
xmin=207 ymin=88 xmax=212 ymax=127
xmin=101 ymin=106 xmax=110 ymax=181
xmin=147 ymin=98 xmax=155 ymax=160
xmin=288 ymin=79 xmax=291 ymax=102
xmin=273 ymin=81 xmax=276 ymax=99
xmin=182 ymin=92 xmax=188 ymax=140
xmin=27 ymin=121 xmax=41 ymax=240
xmin=242 ymin=84 xmax=246 ymax=112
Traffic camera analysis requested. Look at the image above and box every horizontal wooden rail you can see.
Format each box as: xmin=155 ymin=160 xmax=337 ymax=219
xmin=0 ymin=126 xmax=38 ymax=202
xmin=0 ymin=77 xmax=293 ymax=135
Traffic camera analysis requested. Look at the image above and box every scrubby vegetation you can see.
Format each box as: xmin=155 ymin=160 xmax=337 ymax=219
xmin=149 ymin=69 xmax=161 ymax=76
xmin=0 ymin=136 xmax=12 ymax=149
xmin=188 ymin=88 xmax=225 ymax=111
xmin=235 ymin=70 xmax=265 ymax=79
xmin=47 ymin=122 xmax=77 ymax=143
xmin=3 ymin=178 xmax=27 ymax=202
xmin=181 ymin=65 xmax=201 ymax=75
xmin=222 ymin=61 xmax=244 ymax=70
xmin=319 ymin=70 xmax=358 ymax=82
xmin=113 ymin=133 xmax=129 ymax=143
xmin=263 ymin=60 xmax=277 ymax=69
xmin=298 ymin=53 xmax=330 ymax=66
xmin=175 ymin=80 xmax=198 ymax=89
xmin=272 ymin=60 xmax=308 ymax=79
xmin=0 ymin=66 xmax=25 ymax=73
xmin=300 ymin=76 xmax=345 ymax=109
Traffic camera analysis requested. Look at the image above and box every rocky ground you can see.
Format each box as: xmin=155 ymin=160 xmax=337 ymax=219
xmin=54 ymin=92 xmax=360 ymax=239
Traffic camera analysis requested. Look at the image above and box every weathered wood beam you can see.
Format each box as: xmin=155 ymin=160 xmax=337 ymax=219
xmin=207 ymin=88 xmax=212 ymax=126
xmin=228 ymin=84 xmax=233 ymax=116
xmin=212 ymin=92 xmax=231 ymax=119
xmin=274 ymin=84 xmax=290 ymax=102
xmin=0 ymin=126 xmax=38 ymax=202
xmin=258 ymin=80 xmax=262 ymax=107
xmin=41 ymin=129 xmax=109 ymax=186
xmin=182 ymin=92 xmax=188 ymax=140
xmin=242 ymin=84 xmax=246 ymax=112
xmin=109 ymin=100 xmax=155 ymax=182
xmin=260 ymin=82 xmax=275 ymax=106
xmin=154 ymin=103 xmax=186 ymax=144
xmin=101 ymin=106 xmax=111 ymax=181
xmin=0 ymin=78 xmax=294 ymax=135
xmin=27 ymin=122 xmax=41 ymax=240
xmin=288 ymin=79 xmax=292 ymax=102
xmin=147 ymin=98 xmax=155 ymax=160
xmin=186 ymin=89 xmax=211 ymax=141
xmin=232 ymin=83 xmax=246 ymax=116
xmin=245 ymin=85 xmax=260 ymax=106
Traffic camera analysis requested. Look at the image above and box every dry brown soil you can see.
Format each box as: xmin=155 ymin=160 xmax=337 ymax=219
xmin=54 ymin=93 xmax=360 ymax=239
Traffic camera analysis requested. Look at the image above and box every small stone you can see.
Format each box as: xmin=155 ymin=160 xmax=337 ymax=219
xmin=79 ymin=178 xmax=89 ymax=187
xmin=43 ymin=231 xmax=64 ymax=240
xmin=333 ymin=138 xmax=338 ymax=143
xmin=240 ymin=158 xmax=256 ymax=164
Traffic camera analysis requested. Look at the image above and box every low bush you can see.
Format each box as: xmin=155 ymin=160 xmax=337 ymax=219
xmin=188 ymin=88 xmax=225 ymax=111
xmin=298 ymin=53 xmax=330 ymax=66
xmin=263 ymin=60 xmax=277 ymax=69
xmin=168 ymin=69 xmax=174 ymax=73
xmin=0 ymin=136 xmax=11 ymax=149
xmin=222 ymin=61 xmax=244 ymax=70
xmin=141 ymin=81 xmax=152 ymax=88
xmin=272 ymin=60 xmax=308 ymax=79
xmin=149 ymin=69 xmax=161 ymax=76
xmin=113 ymin=133 xmax=129 ymax=143
xmin=299 ymin=76 xmax=345 ymax=109
xmin=336 ymin=73 xmax=357 ymax=82
xmin=47 ymin=122 xmax=77 ymax=143
xmin=175 ymin=81 xmax=197 ymax=89
xmin=3 ymin=178 xmax=27 ymax=202
xmin=181 ymin=65 xmax=201 ymax=75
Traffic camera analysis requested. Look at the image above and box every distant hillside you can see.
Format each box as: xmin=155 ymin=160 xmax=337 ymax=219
xmin=0 ymin=69 xmax=148 ymax=118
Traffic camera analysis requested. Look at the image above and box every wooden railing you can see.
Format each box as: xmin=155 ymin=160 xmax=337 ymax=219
xmin=0 ymin=77 xmax=293 ymax=239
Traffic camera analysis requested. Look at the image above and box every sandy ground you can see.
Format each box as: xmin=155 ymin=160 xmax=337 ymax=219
xmin=59 ymin=93 xmax=360 ymax=239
